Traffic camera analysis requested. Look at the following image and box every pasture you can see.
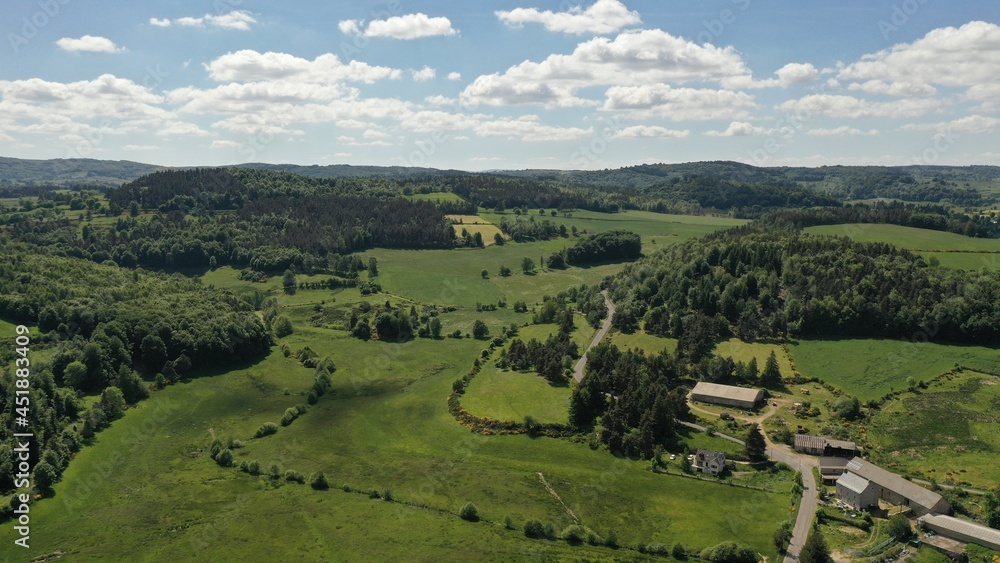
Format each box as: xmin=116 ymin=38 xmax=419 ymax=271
xmin=866 ymin=370 xmax=1000 ymax=489
xmin=789 ymin=338 xmax=1000 ymax=402
xmin=804 ymin=223 xmax=1000 ymax=253
xmin=446 ymin=214 xmax=505 ymax=246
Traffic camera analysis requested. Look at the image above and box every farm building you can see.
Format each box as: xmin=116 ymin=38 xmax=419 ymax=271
xmin=693 ymin=450 xmax=726 ymax=476
xmin=836 ymin=472 xmax=878 ymax=510
xmin=794 ymin=435 xmax=858 ymax=457
xmin=836 ymin=458 xmax=950 ymax=516
xmin=918 ymin=514 xmax=1000 ymax=552
xmin=690 ymin=382 xmax=763 ymax=410
xmin=794 ymin=435 xmax=827 ymax=455
xmin=819 ymin=456 xmax=850 ymax=482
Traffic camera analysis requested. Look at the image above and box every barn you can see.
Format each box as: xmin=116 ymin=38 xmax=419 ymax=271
xmin=919 ymin=514 xmax=1000 ymax=552
xmin=690 ymin=382 xmax=763 ymax=410
xmin=836 ymin=458 xmax=950 ymax=516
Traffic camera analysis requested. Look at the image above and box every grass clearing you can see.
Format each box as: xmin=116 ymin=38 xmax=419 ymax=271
xmin=804 ymin=223 xmax=1000 ymax=253
xmin=789 ymin=338 xmax=1000 ymax=402
xmin=446 ymin=214 xmax=504 ymax=245
xmin=608 ymin=328 xmax=677 ymax=355
xmin=462 ymin=365 xmax=571 ymax=425
xmin=714 ymin=338 xmax=795 ymax=378
xmin=866 ymin=370 xmax=1000 ymax=489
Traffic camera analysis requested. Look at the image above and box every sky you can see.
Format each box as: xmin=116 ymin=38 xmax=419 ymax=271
xmin=0 ymin=0 xmax=998 ymax=170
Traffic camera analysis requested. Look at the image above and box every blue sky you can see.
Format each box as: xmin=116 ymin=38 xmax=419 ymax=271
xmin=0 ymin=0 xmax=997 ymax=169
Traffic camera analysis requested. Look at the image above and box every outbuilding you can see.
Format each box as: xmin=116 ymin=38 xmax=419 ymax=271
xmin=919 ymin=514 xmax=1000 ymax=552
xmin=690 ymin=382 xmax=763 ymax=410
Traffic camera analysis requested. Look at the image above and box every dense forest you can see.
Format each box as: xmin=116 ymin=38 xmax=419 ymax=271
xmin=0 ymin=243 xmax=271 ymax=496
xmin=610 ymin=228 xmax=1000 ymax=345
xmin=6 ymin=168 xmax=457 ymax=272
xmin=766 ymin=202 xmax=997 ymax=238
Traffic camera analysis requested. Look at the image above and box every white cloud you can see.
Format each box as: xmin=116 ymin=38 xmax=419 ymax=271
xmin=411 ymin=66 xmax=436 ymax=82
xmin=157 ymin=121 xmax=210 ymax=137
xmin=705 ymin=121 xmax=774 ymax=137
xmin=602 ymin=84 xmax=757 ymax=121
xmin=122 ymin=144 xmax=160 ymax=151
xmin=202 ymin=50 xmax=400 ymax=84
xmin=611 ymin=125 xmax=689 ymax=139
xmin=447 ymin=72 xmax=462 ymax=81
xmin=341 ymin=13 xmax=458 ymax=40
xmin=211 ymin=140 xmax=243 ymax=150
xmin=55 ymin=35 xmax=125 ymax=53
xmin=461 ymin=29 xmax=752 ymax=108
xmin=496 ymin=0 xmax=641 ymax=35
xmin=474 ymin=115 xmax=592 ymax=141
xmin=424 ymin=95 xmax=456 ymax=106
xmin=151 ymin=10 xmax=257 ymax=30
xmin=806 ymin=126 xmax=878 ymax=136
xmin=901 ymin=115 xmax=1000 ymax=134
xmin=724 ymin=63 xmax=819 ymax=89
xmin=778 ymin=94 xmax=939 ymax=119
xmin=838 ymin=21 xmax=1000 ymax=97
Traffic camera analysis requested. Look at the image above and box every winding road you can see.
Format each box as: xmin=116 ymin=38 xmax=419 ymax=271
xmin=572 ymin=290 xmax=615 ymax=383
xmin=570 ymin=290 xmax=818 ymax=561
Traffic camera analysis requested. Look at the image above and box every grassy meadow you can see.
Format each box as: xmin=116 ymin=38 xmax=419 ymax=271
xmin=866 ymin=370 xmax=1000 ymax=489
xmin=789 ymin=338 xmax=1000 ymax=402
xmin=13 ymin=207 xmax=804 ymax=560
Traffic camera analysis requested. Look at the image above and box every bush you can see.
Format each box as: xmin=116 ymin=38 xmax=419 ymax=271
xmin=887 ymin=514 xmax=912 ymax=541
xmin=561 ymin=524 xmax=585 ymax=545
xmin=383 ymin=488 xmax=393 ymax=502
xmin=701 ymin=541 xmax=758 ymax=563
xmin=247 ymin=460 xmax=262 ymax=476
xmin=215 ymin=448 xmax=234 ymax=467
xmin=254 ymin=422 xmax=278 ymax=438
xmin=309 ymin=471 xmax=329 ymax=490
xmin=504 ymin=516 xmax=516 ymax=530
xmin=673 ymin=542 xmax=688 ymax=559
xmin=605 ymin=529 xmax=618 ymax=549
xmin=273 ymin=314 xmax=293 ymax=337
xmin=524 ymin=520 xmax=545 ymax=538
xmin=285 ymin=470 xmax=305 ymax=484
xmin=281 ymin=407 xmax=299 ymax=426
xmin=459 ymin=502 xmax=479 ymax=522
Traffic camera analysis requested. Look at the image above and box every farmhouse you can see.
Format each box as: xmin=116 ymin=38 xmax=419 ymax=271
xmin=918 ymin=514 xmax=1000 ymax=552
xmin=690 ymin=382 xmax=763 ymax=410
xmin=693 ymin=449 xmax=726 ymax=476
xmin=835 ymin=458 xmax=950 ymax=516
xmin=819 ymin=456 xmax=850 ymax=482
xmin=793 ymin=435 xmax=858 ymax=457
xmin=836 ymin=472 xmax=878 ymax=510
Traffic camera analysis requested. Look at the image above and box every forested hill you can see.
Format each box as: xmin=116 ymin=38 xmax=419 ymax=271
xmin=609 ymin=227 xmax=1000 ymax=351
xmin=0 ymin=157 xmax=162 ymax=187
xmin=506 ymin=162 xmax=1000 ymax=206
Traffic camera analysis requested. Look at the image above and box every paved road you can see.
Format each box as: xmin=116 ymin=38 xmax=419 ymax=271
xmin=572 ymin=290 xmax=615 ymax=383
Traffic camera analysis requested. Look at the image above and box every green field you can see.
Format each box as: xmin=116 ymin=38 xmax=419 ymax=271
xmin=462 ymin=365 xmax=571 ymax=425
xmin=27 ymin=333 xmax=790 ymax=560
xmin=922 ymin=251 xmax=1000 ymax=271
xmin=867 ymin=370 xmax=1000 ymax=489
xmin=608 ymin=328 xmax=678 ymax=355
xmin=713 ymin=338 xmax=795 ymax=379
xmin=789 ymin=338 xmax=1000 ymax=402
xmin=804 ymin=223 xmax=1000 ymax=253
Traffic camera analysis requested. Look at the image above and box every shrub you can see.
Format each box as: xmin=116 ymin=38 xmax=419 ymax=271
xmin=309 ymin=472 xmax=329 ymax=490
xmin=383 ymin=488 xmax=393 ymax=502
xmin=561 ymin=524 xmax=585 ymax=544
xmin=369 ymin=489 xmax=381 ymax=499
xmin=215 ymin=448 xmax=234 ymax=467
xmin=254 ymin=422 xmax=278 ymax=438
xmin=673 ymin=542 xmax=688 ymax=559
xmin=285 ymin=470 xmax=305 ymax=484
xmin=701 ymin=541 xmax=757 ymax=563
xmin=459 ymin=502 xmax=479 ymax=522
xmin=605 ymin=529 xmax=618 ymax=549
xmin=342 ymin=484 xmax=352 ymax=492
xmin=281 ymin=408 xmax=299 ymax=426
xmin=268 ymin=463 xmax=282 ymax=479
xmin=247 ymin=460 xmax=262 ymax=476
xmin=524 ymin=520 xmax=545 ymax=539
xmin=504 ymin=516 xmax=516 ymax=530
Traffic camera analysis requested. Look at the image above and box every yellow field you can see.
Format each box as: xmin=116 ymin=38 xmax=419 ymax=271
xmin=446 ymin=214 xmax=505 ymax=245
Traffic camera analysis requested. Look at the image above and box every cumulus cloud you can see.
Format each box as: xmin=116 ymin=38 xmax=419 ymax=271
xmin=340 ymin=13 xmax=457 ymax=40
xmin=705 ymin=121 xmax=775 ymax=137
xmin=806 ymin=126 xmax=878 ymax=136
xmin=496 ymin=0 xmax=641 ymax=35
xmin=602 ymin=84 xmax=757 ymax=121
xmin=461 ymin=29 xmax=752 ymax=108
xmin=901 ymin=115 xmax=1000 ymax=134
xmin=150 ymin=10 xmax=257 ymax=30
xmin=447 ymin=72 xmax=462 ymax=81
xmin=156 ymin=121 xmax=210 ymax=137
xmin=473 ymin=115 xmax=592 ymax=141
xmin=611 ymin=125 xmax=689 ymax=139
xmin=838 ymin=21 xmax=1000 ymax=98
xmin=202 ymin=50 xmax=400 ymax=84
xmin=778 ymin=94 xmax=939 ymax=119
xmin=724 ymin=62 xmax=819 ymax=89
xmin=411 ymin=66 xmax=436 ymax=82
xmin=55 ymin=35 xmax=125 ymax=53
